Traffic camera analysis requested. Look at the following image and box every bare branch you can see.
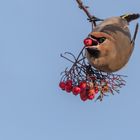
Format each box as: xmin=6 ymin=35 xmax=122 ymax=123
xmin=76 ymin=0 xmax=96 ymax=27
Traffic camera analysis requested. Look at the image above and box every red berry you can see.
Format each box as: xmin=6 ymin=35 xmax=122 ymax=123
xmin=88 ymin=89 xmax=95 ymax=95
xmin=87 ymin=89 xmax=95 ymax=100
xmin=59 ymin=82 xmax=66 ymax=90
xmin=72 ymin=86 xmax=81 ymax=95
xmin=66 ymin=80 xmax=72 ymax=86
xmin=102 ymin=85 xmax=109 ymax=93
xmin=80 ymin=90 xmax=88 ymax=101
xmin=80 ymin=94 xmax=88 ymax=101
xmin=65 ymin=85 xmax=72 ymax=93
xmin=79 ymin=81 xmax=87 ymax=89
xmin=83 ymin=38 xmax=93 ymax=46
xmin=94 ymin=87 xmax=99 ymax=94
xmin=88 ymin=95 xmax=95 ymax=100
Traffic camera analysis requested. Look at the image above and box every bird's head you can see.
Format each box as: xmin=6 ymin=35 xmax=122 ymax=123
xmin=84 ymin=31 xmax=117 ymax=71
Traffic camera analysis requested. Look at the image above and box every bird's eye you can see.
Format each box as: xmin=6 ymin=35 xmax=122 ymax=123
xmin=98 ymin=37 xmax=106 ymax=43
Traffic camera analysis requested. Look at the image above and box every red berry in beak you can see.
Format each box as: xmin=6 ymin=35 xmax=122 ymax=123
xmin=83 ymin=38 xmax=93 ymax=46
xmin=59 ymin=82 xmax=66 ymax=90
xmin=72 ymin=86 xmax=81 ymax=95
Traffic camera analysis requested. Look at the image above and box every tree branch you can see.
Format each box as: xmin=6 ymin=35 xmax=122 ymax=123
xmin=76 ymin=0 xmax=96 ymax=27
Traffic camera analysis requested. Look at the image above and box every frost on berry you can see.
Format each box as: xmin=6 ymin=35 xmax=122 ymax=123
xmin=59 ymin=49 xmax=126 ymax=102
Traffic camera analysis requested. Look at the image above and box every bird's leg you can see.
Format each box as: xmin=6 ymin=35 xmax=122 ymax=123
xmin=76 ymin=0 xmax=103 ymax=28
xmin=87 ymin=16 xmax=104 ymax=22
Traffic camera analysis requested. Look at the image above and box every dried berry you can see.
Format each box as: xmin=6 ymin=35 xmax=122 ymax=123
xmin=102 ymin=85 xmax=109 ymax=93
xmin=87 ymin=82 xmax=94 ymax=89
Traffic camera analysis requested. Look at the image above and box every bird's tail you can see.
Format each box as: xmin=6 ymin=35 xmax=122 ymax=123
xmin=121 ymin=13 xmax=140 ymax=22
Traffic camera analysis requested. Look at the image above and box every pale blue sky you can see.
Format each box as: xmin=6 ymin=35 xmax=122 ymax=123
xmin=0 ymin=0 xmax=140 ymax=140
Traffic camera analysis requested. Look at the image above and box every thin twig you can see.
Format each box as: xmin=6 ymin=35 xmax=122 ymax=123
xmin=76 ymin=0 xmax=96 ymax=28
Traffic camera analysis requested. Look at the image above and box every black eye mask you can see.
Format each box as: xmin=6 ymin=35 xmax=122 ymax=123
xmin=90 ymin=35 xmax=106 ymax=44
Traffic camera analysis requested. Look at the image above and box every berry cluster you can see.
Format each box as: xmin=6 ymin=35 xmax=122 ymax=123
xmin=59 ymin=80 xmax=100 ymax=101
xmin=59 ymin=48 xmax=126 ymax=102
xmin=59 ymin=72 xmax=124 ymax=102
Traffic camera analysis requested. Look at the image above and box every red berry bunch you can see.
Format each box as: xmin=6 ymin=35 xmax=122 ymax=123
xmin=59 ymin=47 xmax=126 ymax=102
xmin=59 ymin=80 xmax=80 ymax=95
xmin=59 ymin=78 xmax=111 ymax=101
xmin=59 ymin=80 xmax=95 ymax=101
xmin=59 ymin=80 xmax=73 ymax=92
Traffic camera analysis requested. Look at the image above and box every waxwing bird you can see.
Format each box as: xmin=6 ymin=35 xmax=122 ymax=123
xmin=84 ymin=13 xmax=140 ymax=72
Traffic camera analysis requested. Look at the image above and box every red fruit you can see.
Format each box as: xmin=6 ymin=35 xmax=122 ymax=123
xmin=80 ymin=95 xmax=88 ymax=101
xmin=80 ymin=90 xmax=88 ymax=101
xmin=87 ymin=89 xmax=95 ymax=100
xmin=83 ymin=38 xmax=93 ymax=46
xmin=88 ymin=94 xmax=95 ymax=100
xmin=59 ymin=82 xmax=66 ymax=90
xmin=65 ymin=85 xmax=72 ymax=93
xmin=88 ymin=89 xmax=95 ymax=95
xmin=66 ymin=80 xmax=72 ymax=86
xmin=94 ymin=87 xmax=99 ymax=94
xmin=80 ymin=94 xmax=88 ymax=101
xmin=72 ymin=86 xmax=81 ymax=95
xmin=79 ymin=81 xmax=87 ymax=89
